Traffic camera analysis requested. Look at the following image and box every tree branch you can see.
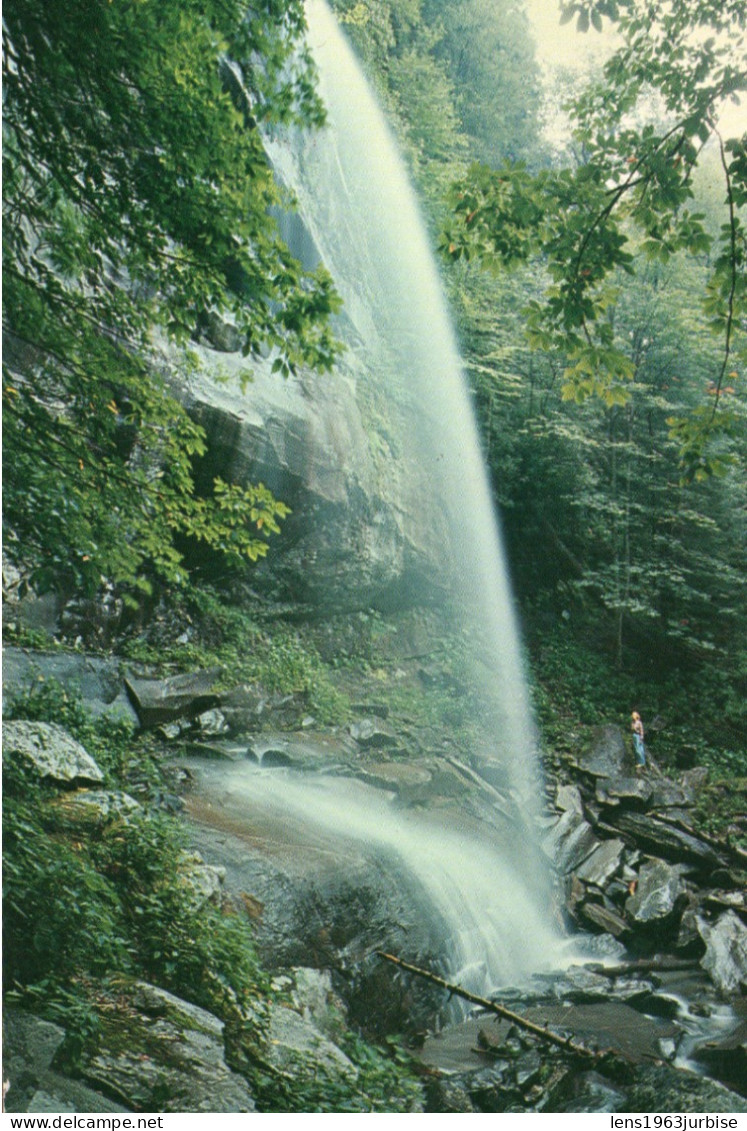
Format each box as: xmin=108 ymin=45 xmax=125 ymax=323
xmin=376 ymin=951 xmax=602 ymax=1061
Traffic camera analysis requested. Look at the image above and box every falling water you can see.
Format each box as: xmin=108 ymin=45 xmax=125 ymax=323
xmin=269 ymin=0 xmax=540 ymax=807
xmin=194 ymin=0 xmax=567 ymax=1000
xmin=189 ymin=758 xmax=562 ymax=998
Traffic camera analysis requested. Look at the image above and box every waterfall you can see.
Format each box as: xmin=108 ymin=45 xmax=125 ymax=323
xmin=194 ymin=0 xmax=567 ymax=1001
xmin=269 ymin=0 xmax=540 ymax=808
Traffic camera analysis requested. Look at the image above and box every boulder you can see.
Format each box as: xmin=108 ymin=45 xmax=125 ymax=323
xmin=199 ymin=312 xmax=242 ymax=353
xmin=552 ymin=1069 xmax=625 ymax=1114
xmin=219 ymin=687 xmax=311 ymax=734
xmin=574 ymin=725 xmax=627 ymax=779
xmin=25 ymin=1092 xmax=77 ymax=1114
xmin=185 ymin=740 xmax=247 ymax=761
xmin=543 ymin=809 xmax=599 ymax=875
xmin=680 ymin=767 xmax=709 ymax=794
xmin=3 ymin=1012 xmax=64 ymax=1100
xmin=595 ymin=776 xmax=653 ymax=809
xmin=515 ymin=1048 xmax=542 ymax=1090
xmin=357 ymin=761 xmax=432 ymax=794
xmin=549 ymin=966 xmax=622 ymax=1004
xmin=2 ymin=1009 xmax=128 ymax=1114
xmin=623 ymin=1062 xmax=747 ymax=1114
xmin=243 ymin=731 xmax=355 ymax=770
xmin=625 ymin=859 xmax=688 ymax=930
xmin=705 ymin=889 xmax=747 ymax=917
xmin=555 ymin=784 xmax=585 ymax=815
xmin=3 ymin=720 xmax=104 ymax=785
xmin=157 ymin=721 xmax=185 ymax=741
xmin=79 ymin=981 xmax=256 ymax=1112
xmin=217 ymin=683 xmax=266 ymax=733
xmin=48 ymin=789 xmax=140 ymax=831
xmin=674 ymin=902 xmax=704 ymax=956
xmin=579 ymin=902 xmax=630 ymax=939
xmin=573 ymin=839 xmax=625 ymax=888
xmin=548 ymin=965 xmax=655 ymax=1006
xmin=249 ymin=742 xmax=294 ymax=767
xmin=605 ymin=811 xmax=725 ymax=869
xmin=2 ymin=647 xmax=137 ymax=724
xmin=195 ymin=708 xmax=230 ymax=737
xmin=286 ymin=967 xmax=349 ymax=1036
xmin=262 ymin=1002 xmax=358 ymax=1081
xmin=650 ymin=779 xmax=696 ymax=811
xmin=692 ymin=1019 xmax=747 ymax=1095
xmin=2 ymin=559 xmax=62 ymax=637
xmin=349 ymin=718 xmax=398 ymax=750
xmin=423 ymin=1077 xmax=478 ymax=1113
xmin=125 ymin=669 xmax=222 ymax=728
xmin=177 ymin=850 xmax=226 ymax=909
xmin=697 ymin=911 xmax=747 ymax=995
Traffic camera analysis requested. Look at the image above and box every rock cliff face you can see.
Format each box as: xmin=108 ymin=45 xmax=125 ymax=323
xmin=164 ymin=331 xmax=447 ymax=612
xmin=153 ymin=94 xmax=456 ymax=616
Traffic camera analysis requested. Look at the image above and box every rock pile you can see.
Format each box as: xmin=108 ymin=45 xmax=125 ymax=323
xmin=543 ymin=727 xmax=747 ymax=1001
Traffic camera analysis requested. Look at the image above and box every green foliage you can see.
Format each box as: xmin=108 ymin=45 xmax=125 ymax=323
xmin=3 ymin=0 xmax=341 ymax=605
xmin=3 ymin=685 xmax=265 ymax=1042
xmin=331 ymin=0 xmax=541 ymax=197
xmin=120 ymin=585 xmax=349 ymax=724
xmin=692 ymin=775 xmax=747 ymax=845
xmin=388 ymin=48 xmax=465 ymax=164
xmin=2 ymin=622 xmax=58 ymax=651
xmin=3 ymin=762 xmax=131 ymax=989
xmin=5 ymin=676 xmax=144 ymax=783
xmin=90 ymin=811 xmax=265 ymax=1011
xmin=448 ymin=165 xmax=745 ymax=691
xmin=248 ymin=1029 xmax=423 ymax=1113
xmin=421 ymin=0 xmax=543 ymax=167
xmin=529 ymin=613 xmax=746 ymax=781
xmin=332 ymin=0 xmax=464 ymax=184
xmin=443 ymin=0 xmax=747 ymax=478
xmin=529 ymin=625 xmax=638 ymax=729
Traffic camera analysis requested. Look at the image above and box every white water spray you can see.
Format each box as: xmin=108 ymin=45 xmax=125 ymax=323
xmin=191 ymin=760 xmax=563 ymax=996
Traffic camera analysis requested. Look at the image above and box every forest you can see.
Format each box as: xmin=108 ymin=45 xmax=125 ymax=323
xmin=2 ymin=0 xmax=746 ymax=1116
xmin=334 ymin=0 xmax=746 ymax=769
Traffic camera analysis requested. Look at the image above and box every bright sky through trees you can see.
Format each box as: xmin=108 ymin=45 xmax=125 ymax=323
xmin=524 ymin=0 xmax=745 ymax=136
xmin=525 ymin=0 xmax=617 ymax=71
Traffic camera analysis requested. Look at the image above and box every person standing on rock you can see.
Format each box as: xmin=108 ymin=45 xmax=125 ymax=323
xmin=631 ymin=711 xmax=646 ymax=771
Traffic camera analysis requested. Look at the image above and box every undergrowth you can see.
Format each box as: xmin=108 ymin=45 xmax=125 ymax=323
xmin=528 ymin=622 xmax=745 ymax=782
xmin=246 ymin=1031 xmax=423 ymax=1113
xmin=3 ymin=690 xmax=265 ymax=1029
xmin=2 ymin=677 xmax=265 ymax=1040
xmin=119 ymin=585 xmax=349 ymax=724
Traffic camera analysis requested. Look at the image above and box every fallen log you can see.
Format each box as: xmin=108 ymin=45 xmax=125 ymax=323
xmin=376 ymin=951 xmax=601 ymax=1061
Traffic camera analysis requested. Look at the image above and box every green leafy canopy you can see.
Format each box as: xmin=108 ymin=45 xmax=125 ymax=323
xmin=442 ymin=0 xmax=746 ymax=481
xmin=3 ymin=0 xmax=341 ymax=601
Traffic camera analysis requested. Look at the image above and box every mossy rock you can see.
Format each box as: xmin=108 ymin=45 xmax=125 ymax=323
xmin=76 ymin=980 xmax=256 ymax=1112
xmin=623 ymin=1063 xmax=747 ymax=1113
